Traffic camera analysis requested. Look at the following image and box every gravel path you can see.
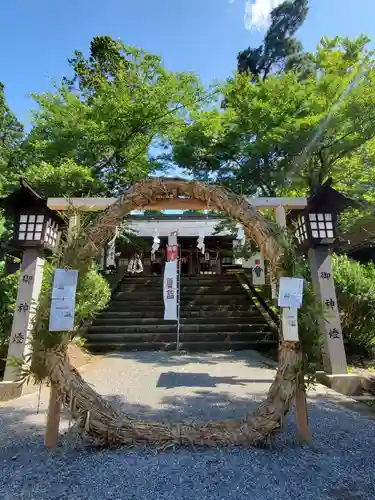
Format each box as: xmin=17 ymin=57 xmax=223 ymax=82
xmin=1 ymin=350 xmax=375 ymax=500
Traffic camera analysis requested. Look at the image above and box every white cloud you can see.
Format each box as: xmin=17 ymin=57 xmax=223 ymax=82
xmin=244 ymin=0 xmax=284 ymax=31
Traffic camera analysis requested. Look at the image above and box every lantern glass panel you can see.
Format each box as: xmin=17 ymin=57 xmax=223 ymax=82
xmin=19 ymin=232 xmax=25 ymax=240
xmin=318 ymin=214 xmax=324 ymax=221
xmin=312 ymin=230 xmax=319 ymax=238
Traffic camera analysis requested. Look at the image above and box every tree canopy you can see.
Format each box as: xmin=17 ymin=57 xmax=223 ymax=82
xmin=10 ymin=37 xmax=204 ymax=197
xmin=0 ymin=83 xmax=24 ymax=190
xmin=170 ymin=35 xmax=375 ymax=212
xmin=237 ymin=0 xmax=313 ymax=79
xmin=0 ymin=12 xmax=374 ymax=234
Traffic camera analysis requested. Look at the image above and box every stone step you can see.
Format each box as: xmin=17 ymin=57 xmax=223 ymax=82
xmin=115 ymin=291 xmax=163 ymax=300
xmin=98 ymin=309 xmax=261 ymax=320
xmin=179 ymin=309 xmax=261 ymax=317
xmin=106 ymin=304 xmax=165 ymax=312
xmin=88 ymin=324 xmax=177 ymax=334
xmin=180 ymin=316 xmax=266 ymax=324
xmin=114 ymin=291 xmax=247 ymax=301
xmin=180 ymin=297 xmax=252 ymax=306
xmin=109 ymin=299 xmax=164 ymax=306
xmin=106 ymin=303 xmax=259 ymax=314
xmin=85 ymin=339 xmax=276 ymax=354
xmin=180 ymin=304 xmax=259 ymax=311
xmin=86 ymin=272 xmax=275 ymax=354
xmin=87 ymin=323 xmax=269 ymax=334
xmin=85 ymin=331 xmax=273 ymax=343
xmin=86 ymin=342 xmax=177 ymax=353
xmin=115 ymin=287 xmax=243 ymax=295
xmin=94 ymin=315 xmax=265 ymax=326
xmin=94 ymin=317 xmax=172 ymax=326
xmin=176 ymin=340 xmax=276 ymax=352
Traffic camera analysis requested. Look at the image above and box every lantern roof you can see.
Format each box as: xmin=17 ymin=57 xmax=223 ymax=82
xmin=0 ymin=178 xmax=65 ymax=226
xmin=288 ymin=179 xmax=358 ymax=221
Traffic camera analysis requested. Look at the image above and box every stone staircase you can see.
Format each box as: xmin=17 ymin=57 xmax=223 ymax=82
xmin=85 ymin=275 xmax=277 ymax=352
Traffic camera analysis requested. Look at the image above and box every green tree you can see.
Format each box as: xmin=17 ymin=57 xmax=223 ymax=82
xmin=172 ymin=36 xmax=375 ymax=200
xmin=24 ymin=37 xmax=204 ymax=196
xmin=237 ymin=0 xmax=312 ymax=79
xmin=0 ymin=83 xmax=24 ymax=190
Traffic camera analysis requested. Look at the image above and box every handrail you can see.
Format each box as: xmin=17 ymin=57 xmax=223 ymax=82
xmin=236 ymin=273 xmax=280 ymax=331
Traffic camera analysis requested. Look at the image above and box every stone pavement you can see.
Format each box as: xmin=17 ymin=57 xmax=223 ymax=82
xmin=0 ymin=349 xmax=372 ymax=445
xmin=3 ymin=350 xmax=375 ymax=500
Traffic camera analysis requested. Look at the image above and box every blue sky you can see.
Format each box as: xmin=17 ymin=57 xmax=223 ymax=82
xmin=1 ymin=0 xmax=375 ymax=125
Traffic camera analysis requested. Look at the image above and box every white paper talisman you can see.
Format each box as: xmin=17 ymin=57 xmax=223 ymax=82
xmin=278 ymin=277 xmax=304 ymax=309
xmin=49 ymin=269 xmax=78 ymax=332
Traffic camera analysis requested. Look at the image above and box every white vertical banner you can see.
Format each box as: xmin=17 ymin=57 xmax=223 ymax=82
xmin=251 ymin=252 xmax=265 ymax=286
xmin=163 ymin=260 xmax=178 ymax=321
xmin=49 ymin=269 xmax=78 ymax=332
xmin=232 ymin=239 xmax=243 ymax=265
xmin=105 ymin=228 xmax=118 ymax=268
xmin=168 ymin=231 xmax=178 ymax=246
xmin=282 ymin=308 xmax=299 ymax=341
xmin=99 ymin=248 xmax=105 ymax=271
xmin=278 ymin=277 xmax=304 ymax=342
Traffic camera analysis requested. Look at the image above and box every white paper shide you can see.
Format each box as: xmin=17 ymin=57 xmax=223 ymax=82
xmin=49 ymin=269 xmax=78 ymax=332
xmin=278 ymin=277 xmax=304 ymax=309
xmin=282 ymin=308 xmax=299 ymax=341
xmin=163 ymin=260 xmax=177 ymax=321
xmin=278 ymin=277 xmax=304 ymax=342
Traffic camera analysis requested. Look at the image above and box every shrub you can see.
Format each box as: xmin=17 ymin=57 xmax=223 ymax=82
xmin=0 ymin=262 xmax=19 ymax=344
xmin=1 ymin=261 xmax=110 ymax=378
xmin=75 ymin=265 xmax=111 ymax=324
xmin=0 ymin=262 xmax=19 ymax=376
xmin=332 ymin=254 xmax=375 ymax=357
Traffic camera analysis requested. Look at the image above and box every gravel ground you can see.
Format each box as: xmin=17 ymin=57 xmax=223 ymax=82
xmin=1 ymin=351 xmax=375 ymax=500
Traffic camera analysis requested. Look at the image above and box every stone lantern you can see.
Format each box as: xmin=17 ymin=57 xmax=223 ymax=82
xmin=0 ymin=178 xmax=64 ymax=382
xmin=0 ymin=178 xmax=63 ymax=253
xmin=288 ymin=179 xmax=357 ymax=376
xmin=289 ymin=179 xmax=354 ymax=253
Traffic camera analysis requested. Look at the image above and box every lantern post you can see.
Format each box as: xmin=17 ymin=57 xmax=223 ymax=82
xmin=288 ymin=179 xmax=355 ymax=376
xmin=0 ymin=179 xmax=64 ymax=382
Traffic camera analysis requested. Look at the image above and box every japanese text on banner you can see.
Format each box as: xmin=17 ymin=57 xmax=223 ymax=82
xmin=49 ymin=269 xmax=78 ymax=332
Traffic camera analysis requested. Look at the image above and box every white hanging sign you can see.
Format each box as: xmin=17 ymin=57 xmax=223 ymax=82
xmin=151 ymin=228 xmax=160 ymax=259
xmin=49 ymin=269 xmax=78 ymax=332
xmin=197 ymin=231 xmax=205 ymax=255
xmin=251 ymin=252 xmax=265 ymax=286
xmin=232 ymin=239 xmax=243 ymax=265
xmin=168 ymin=231 xmax=178 ymax=246
xmin=163 ymin=260 xmax=177 ymax=321
xmin=106 ymin=238 xmax=116 ymax=268
xmin=278 ymin=277 xmax=304 ymax=309
xmin=282 ymin=308 xmax=299 ymax=341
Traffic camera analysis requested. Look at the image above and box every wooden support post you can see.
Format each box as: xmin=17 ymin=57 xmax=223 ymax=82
xmin=295 ymin=374 xmax=312 ymax=442
xmin=274 ymin=205 xmax=311 ymax=443
xmin=44 ymin=384 xmax=61 ymax=450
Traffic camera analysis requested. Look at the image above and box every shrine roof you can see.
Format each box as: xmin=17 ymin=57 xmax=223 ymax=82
xmin=126 ymin=214 xmax=231 ymax=238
